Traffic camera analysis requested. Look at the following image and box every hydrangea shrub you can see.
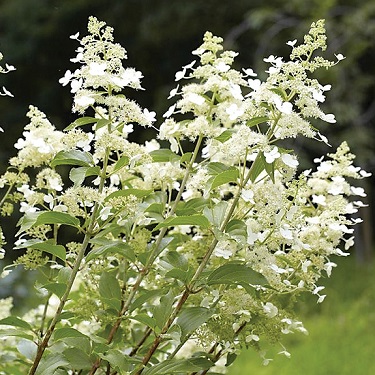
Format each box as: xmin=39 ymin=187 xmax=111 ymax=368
xmin=0 ymin=17 xmax=370 ymax=375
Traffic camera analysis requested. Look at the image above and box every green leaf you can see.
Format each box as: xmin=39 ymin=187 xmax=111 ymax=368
xmin=69 ymin=166 xmax=100 ymax=186
xmin=162 ymin=251 xmax=189 ymax=271
xmin=35 ymin=211 xmax=80 ymax=228
xmin=207 ymin=263 xmax=268 ymax=288
xmin=130 ymin=289 xmax=161 ymax=312
xmin=153 ymin=289 xmax=174 ymax=330
xmin=215 ymin=129 xmax=234 ymax=143
xmin=0 ymin=316 xmax=33 ymax=331
xmin=65 ymin=116 xmax=98 ymax=131
xmin=86 ymin=239 xmax=135 ymax=262
xmin=249 ymin=152 xmax=265 ymax=183
xmin=104 ymin=188 xmax=152 ymax=202
xmin=210 ymin=167 xmax=239 ymax=190
xmin=42 ymin=283 xmax=67 ymax=298
xmin=225 ymin=219 xmax=247 ymax=243
xmin=35 ymin=353 xmax=69 ymax=375
xmin=53 ymin=327 xmax=89 ymax=341
xmin=24 ymin=240 xmax=66 ymax=262
xmin=142 ymin=357 xmax=213 ymax=375
xmin=113 ymin=155 xmax=130 ymax=172
xmin=17 ymin=212 xmax=80 ymax=235
xmin=206 ymin=162 xmax=230 ymax=175
xmin=95 ymin=118 xmax=112 ymax=130
xmin=180 ymin=152 xmax=193 ymax=164
xmin=99 ymin=272 xmax=122 ymax=311
xmin=63 ymin=348 xmax=93 ymax=370
xmin=131 ymin=313 xmax=156 ymax=329
xmin=0 ymin=329 xmax=34 ymax=341
xmin=203 ymin=201 xmax=228 ymax=228
xmin=101 ymin=349 xmax=132 ymax=372
xmin=150 ymin=149 xmax=180 ymax=163
xmin=154 ymin=215 xmax=210 ymax=230
xmin=246 ymin=116 xmax=269 ymax=128
xmin=51 ymin=150 xmax=94 ymax=168
xmin=177 ymin=307 xmax=214 ymax=339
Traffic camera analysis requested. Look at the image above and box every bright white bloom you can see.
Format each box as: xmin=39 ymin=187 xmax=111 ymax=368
xmin=281 ymin=153 xmax=298 ymax=168
xmin=59 ymin=70 xmax=73 ymax=86
xmin=263 ymin=302 xmax=278 ymax=318
xmin=264 ymin=146 xmax=280 ymax=163
xmin=75 ymin=95 xmax=95 ymax=107
xmin=351 ymin=186 xmax=366 ymax=197
xmin=321 ymin=113 xmax=336 ymax=123
xmin=89 ymin=62 xmax=107 ymax=76
xmin=274 ymin=97 xmax=293 ymax=114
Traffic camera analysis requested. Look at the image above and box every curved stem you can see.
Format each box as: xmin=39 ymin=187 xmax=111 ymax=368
xmin=135 ymin=157 xmax=259 ymax=373
xmin=88 ymin=135 xmax=204 ymax=374
xmin=28 ymin=148 xmax=111 ymax=375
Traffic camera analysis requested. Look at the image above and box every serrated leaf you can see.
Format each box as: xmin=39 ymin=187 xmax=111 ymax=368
xmin=246 ymin=116 xmax=269 ymax=128
xmin=210 ymin=167 xmax=239 ymax=190
xmin=99 ymin=272 xmax=122 ymax=311
xmin=154 ymin=215 xmax=210 ymax=230
xmin=150 ymin=149 xmax=180 ymax=163
xmin=207 ymin=263 xmax=268 ymax=288
xmin=51 ymin=150 xmax=94 ymax=168
xmin=0 ymin=316 xmax=33 ymax=331
xmin=69 ymin=166 xmax=100 ymax=186
xmin=142 ymin=357 xmax=213 ymax=375
xmin=177 ymin=307 xmax=214 ymax=339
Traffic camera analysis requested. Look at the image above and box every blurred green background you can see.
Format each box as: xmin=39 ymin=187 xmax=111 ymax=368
xmin=0 ymin=0 xmax=373 ymax=373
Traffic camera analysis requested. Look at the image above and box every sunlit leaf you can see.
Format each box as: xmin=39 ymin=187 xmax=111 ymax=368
xmin=154 ymin=215 xmax=210 ymax=230
xmin=0 ymin=316 xmax=33 ymax=331
xmin=210 ymin=167 xmax=239 ymax=190
xmin=51 ymin=150 xmax=94 ymax=167
xmin=69 ymin=166 xmax=100 ymax=186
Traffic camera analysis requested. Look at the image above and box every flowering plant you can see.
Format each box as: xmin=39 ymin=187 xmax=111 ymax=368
xmin=0 ymin=17 xmax=370 ymax=375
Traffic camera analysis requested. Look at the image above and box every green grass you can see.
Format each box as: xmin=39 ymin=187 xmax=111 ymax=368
xmin=228 ymin=258 xmax=375 ymax=375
